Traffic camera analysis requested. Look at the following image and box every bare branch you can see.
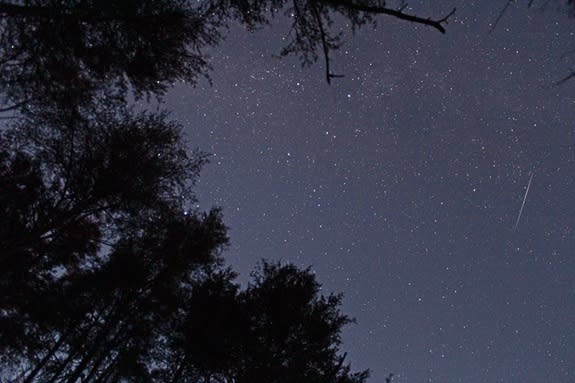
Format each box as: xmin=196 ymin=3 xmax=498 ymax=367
xmin=554 ymin=69 xmax=575 ymax=86
xmin=325 ymin=0 xmax=456 ymax=34
xmin=0 ymin=100 xmax=28 ymax=113
xmin=310 ymin=3 xmax=344 ymax=83
xmin=307 ymin=1 xmax=455 ymax=83
xmin=489 ymin=0 xmax=514 ymax=34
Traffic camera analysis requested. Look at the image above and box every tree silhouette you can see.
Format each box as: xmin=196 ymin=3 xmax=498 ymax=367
xmin=235 ymin=261 xmax=370 ymax=383
xmin=1 ymin=103 xmax=370 ymax=382
xmin=1 ymin=104 xmax=207 ymax=262
xmin=158 ymin=261 xmax=370 ymax=383
xmin=0 ymin=104 xmax=226 ymax=382
xmin=0 ymin=54 xmax=368 ymax=383
xmin=0 ymin=0 xmax=455 ymax=117
xmin=0 ymin=0 xmax=221 ymax=115
xmin=0 ymin=1 xmax=463 ymax=381
xmin=202 ymin=0 xmax=455 ymax=83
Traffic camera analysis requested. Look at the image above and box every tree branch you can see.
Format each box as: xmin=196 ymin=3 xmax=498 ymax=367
xmin=310 ymin=3 xmax=344 ymax=83
xmin=325 ymin=0 xmax=456 ymax=34
xmin=554 ymin=69 xmax=575 ymax=86
xmin=489 ymin=0 xmax=513 ymax=34
xmin=0 ymin=99 xmax=29 ymax=113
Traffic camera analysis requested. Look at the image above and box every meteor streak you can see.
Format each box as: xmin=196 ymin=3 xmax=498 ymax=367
xmin=513 ymin=172 xmax=533 ymax=231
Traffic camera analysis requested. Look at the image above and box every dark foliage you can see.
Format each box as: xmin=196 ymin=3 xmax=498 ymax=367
xmin=0 ymin=0 xmax=221 ymax=114
xmin=0 ymin=0 xmax=455 ymax=118
xmin=164 ymin=262 xmax=369 ymax=383
xmin=1 ymin=105 xmax=368 ymax=381
xmin=0 ymin=0 xmax=444 ymax=381
xmin=235 ymin=262 xmax=369 ymax=383
xmin=0 ymin=107 xmax=225 ymax=381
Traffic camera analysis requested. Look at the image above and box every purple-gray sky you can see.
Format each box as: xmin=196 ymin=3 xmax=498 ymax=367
xmin=165 ymin=2 xmax=574 ymax=382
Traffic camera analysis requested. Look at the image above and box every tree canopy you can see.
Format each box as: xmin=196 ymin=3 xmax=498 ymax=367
xmin=2 ymin=0 xmax=574 ymax=115
xmin=0 ymin=1 xmax=387 ymax=381
xmin=0 ymin=101 xmax=370 ymax=381
xmin=0 ymin=0 xmax=457 ymax=118
xmin=3 ymin=0 xmax=574 ymax=381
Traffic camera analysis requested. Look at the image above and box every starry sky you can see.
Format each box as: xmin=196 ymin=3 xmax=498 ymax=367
xmin=164 ymin=2 xmax=574 ymax=382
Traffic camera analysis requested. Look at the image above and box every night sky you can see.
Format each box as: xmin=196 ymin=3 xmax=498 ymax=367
xmin=164 ymin=2 xmax=574 ymax=382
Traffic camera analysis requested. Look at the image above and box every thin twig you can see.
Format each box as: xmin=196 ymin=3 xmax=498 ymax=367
xmin=489 ymin=0 xmax=514 ymax=34
xmin=554 ymin=69 xmax=575 ymax=86
xmin=0 ymin=99 xmax=29 ymax=113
